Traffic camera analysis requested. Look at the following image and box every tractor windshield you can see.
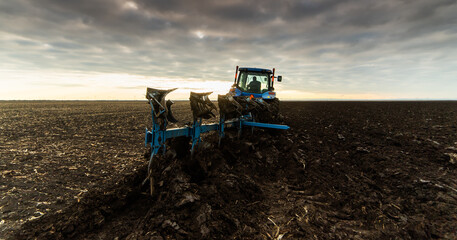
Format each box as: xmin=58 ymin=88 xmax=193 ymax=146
xmin=237 ymin=71 xmax=270 ymax=94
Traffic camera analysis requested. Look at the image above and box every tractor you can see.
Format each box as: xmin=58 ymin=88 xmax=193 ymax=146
xmin=143 ymin=66 xmax=288 ymax=194
xmin=222 ymin=66 xmax=283 ymax=122
xmin=229 ymin=66 xmax=282 ymax=99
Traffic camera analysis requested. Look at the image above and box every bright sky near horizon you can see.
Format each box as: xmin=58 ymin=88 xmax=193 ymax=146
xmin=1 ymin=0 xmax=456 ymax=100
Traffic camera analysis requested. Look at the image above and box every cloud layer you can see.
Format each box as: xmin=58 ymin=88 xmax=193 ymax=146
xmin=1 ymin=0 xmax=456 ymax=99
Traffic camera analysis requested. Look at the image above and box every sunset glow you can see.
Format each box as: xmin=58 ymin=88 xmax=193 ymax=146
xmin=0 ymin=0 xmax=456 ymax=100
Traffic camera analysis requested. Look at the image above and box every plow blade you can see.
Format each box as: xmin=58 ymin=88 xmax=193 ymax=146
xmin=218 ymin=94 xmax=243 ymax=119
xmin=146 ymin=88 xmax=178 ymax=121
xmin=218 ymin=95 xmax=278 ymax=122
xmin=190 ymin=92 xmax=217 ymax=120
xmin=234 ymin=96 xmax=260 ymax=113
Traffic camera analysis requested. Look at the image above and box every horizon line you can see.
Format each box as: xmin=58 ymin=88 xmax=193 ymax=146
xmin=1 ymin=99 xmax=457 ymax=102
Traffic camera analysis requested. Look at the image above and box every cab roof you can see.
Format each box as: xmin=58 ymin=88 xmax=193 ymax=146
xmin=239 ymin=67 xmax=272 ymax=74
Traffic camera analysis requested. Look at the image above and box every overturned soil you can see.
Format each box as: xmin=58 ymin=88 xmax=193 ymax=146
xmin=2 ymin=101 xmax=457 ymax=239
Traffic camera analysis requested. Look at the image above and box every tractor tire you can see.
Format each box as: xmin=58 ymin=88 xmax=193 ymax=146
xmin=254 ymin=98 xmax=281 ymax=123
xmin=268 ymin=98 xmax=280 ymax=117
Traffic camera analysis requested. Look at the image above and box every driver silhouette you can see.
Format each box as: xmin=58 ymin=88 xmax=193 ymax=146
xmin=247 ymin=76 xmax=261 ymax=93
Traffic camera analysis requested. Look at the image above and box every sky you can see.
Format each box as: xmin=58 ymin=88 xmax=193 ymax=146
xmin=0 ymin=0 xmax=456 ymax=100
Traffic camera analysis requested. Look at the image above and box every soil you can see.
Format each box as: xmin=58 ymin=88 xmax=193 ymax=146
xmin=1 ymin=101 xmax=457 ymax=239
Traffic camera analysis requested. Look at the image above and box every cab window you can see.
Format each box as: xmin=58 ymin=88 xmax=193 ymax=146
xmin=237 ymin=72 xmax=269 ymax=94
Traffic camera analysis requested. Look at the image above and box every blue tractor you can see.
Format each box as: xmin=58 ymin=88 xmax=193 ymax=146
xmin=229 ymin=66 xmax=282 ymax=99
xmin=221 ymin=66 xmax=283 ymax=122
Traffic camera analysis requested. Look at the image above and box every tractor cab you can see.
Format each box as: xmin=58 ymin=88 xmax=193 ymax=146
xmin=230 ymin=67 xmax=282 ymax=100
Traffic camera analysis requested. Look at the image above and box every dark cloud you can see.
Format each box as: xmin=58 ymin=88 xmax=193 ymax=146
xmin=407 ymin=0 xmax=456 ymax=21
xmin=283 ymin=0 xmax=349 ymax=20
xmin=1 ymin=0 xmax=456 ymax=98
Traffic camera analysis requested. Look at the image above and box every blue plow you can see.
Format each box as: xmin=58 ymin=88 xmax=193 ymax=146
xmin=143 ymin=88 xmax=289 ymax=194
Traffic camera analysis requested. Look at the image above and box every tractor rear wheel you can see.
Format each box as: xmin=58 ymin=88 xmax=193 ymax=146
xmin=268 ymin=98 xmax=280 ymax=116
xmin=254 ymin=98 xmax=280 ymax=123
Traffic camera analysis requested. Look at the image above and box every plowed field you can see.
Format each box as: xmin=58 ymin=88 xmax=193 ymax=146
xmin=1 ymin=101 xmax=456 ymax=239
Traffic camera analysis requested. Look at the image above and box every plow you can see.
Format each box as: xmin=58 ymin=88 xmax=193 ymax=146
xmin=143 ymin=67 xmax=289 ymax=194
